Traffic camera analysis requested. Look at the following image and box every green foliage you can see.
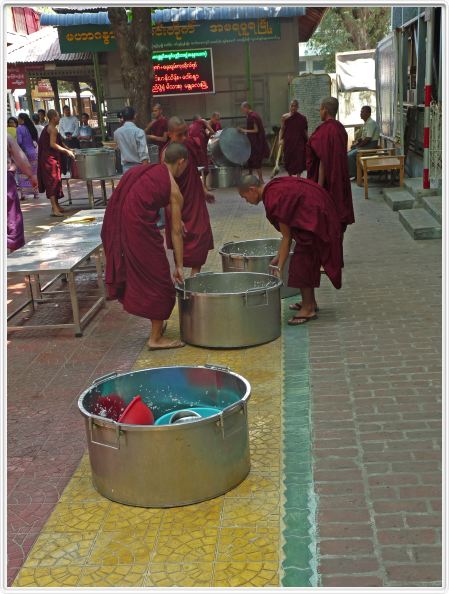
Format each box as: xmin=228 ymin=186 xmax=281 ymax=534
xmin=308 ymin=7 xmax=391 ymax=71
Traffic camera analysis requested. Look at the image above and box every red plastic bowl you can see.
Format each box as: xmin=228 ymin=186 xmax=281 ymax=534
xmin=118 ymin=395 xmax=154 ymax=425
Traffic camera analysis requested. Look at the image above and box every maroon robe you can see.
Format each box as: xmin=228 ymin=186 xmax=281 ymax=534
xmin=148 ymin=116 xmax=168 ymax=155
xmin=188 ymin=120 xmax=209 ymax=173
xmin=246 ymin=111 xmax=270 ymax=169
xmin=100 ymin=164 xmax=176 ymax=320
xmin=210 ymin=121 xmax=222 ymax=133
xmin=37 ymin=126 xmax=64 ymax=199
xmin=262 ymin=177 xmax=343 ymax=289
xmin=306 ymin=118 xmax=354 ymax=228
xmin=164 ymin=138 xmax=214 ymax=268
xmin=283 ymin=111 xmax=308 ymax=175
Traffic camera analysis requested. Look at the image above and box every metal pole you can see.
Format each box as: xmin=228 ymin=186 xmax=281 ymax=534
xmin=92 ymin=52 xmax=106 ymax=141
xmin=423 ymin=8 xmax=434 ymax=189
xmin=25 ymin=74 xmax=34 ymax=114
xmin=245 ymin=41 xmax=253 ymax=106
xmin=397 ymin=30 xmax=404 ymax=152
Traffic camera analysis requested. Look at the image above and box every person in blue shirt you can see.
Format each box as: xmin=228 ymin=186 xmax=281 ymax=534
xmin=79 ymin=112 xmax=94 ymax=147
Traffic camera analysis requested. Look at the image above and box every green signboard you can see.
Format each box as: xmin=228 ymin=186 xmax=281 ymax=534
xmin=58 ymin=26 xmax=117 ymax=53
xmin=152 ymin=19 xmax=281 ymax=48
xmin=58 ymin=18 xmax=280 ymax=54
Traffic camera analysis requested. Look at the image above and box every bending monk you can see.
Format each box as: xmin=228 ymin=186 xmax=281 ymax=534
xmin=238 ymin=175 xmax=343 ymax=325
xmin=101 ymin=143 xmax=188 ymax=350
xmin=280 ymin=99 xmax=308 ymax=176
xmin=306 ymin=97 xmax=354 ymax=234
xmin=162 ymin=116 xmax=214 ymax=276
xmin=239 ymin=101 xmax=270 ymax=184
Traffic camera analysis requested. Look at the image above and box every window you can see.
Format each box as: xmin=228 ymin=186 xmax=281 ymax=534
xmin=313 ymin=60 xmax=325 ymax=72
xmin=298 ymin=60 xmax=307 ymax=72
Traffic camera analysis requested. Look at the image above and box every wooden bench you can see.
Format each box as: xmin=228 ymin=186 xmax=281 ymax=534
xmin=359 ymin=155 xmax=405 ymax=199
xmin=356 ymin=148 xmax=397 ymax=186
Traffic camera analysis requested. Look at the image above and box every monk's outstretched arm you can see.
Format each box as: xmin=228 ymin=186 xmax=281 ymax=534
xmin=169 ymin=174 xmax=184 ymax=284
xmin=49 ymin=127 xmax=75 ymax=159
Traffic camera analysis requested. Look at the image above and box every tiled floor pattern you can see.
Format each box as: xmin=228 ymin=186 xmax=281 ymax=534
xmin=14 ymin=297 xmax=313 ymax=587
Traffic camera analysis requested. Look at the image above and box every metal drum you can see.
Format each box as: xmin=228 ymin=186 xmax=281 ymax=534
xmin=219 ymin=238 xmax=300 ymax=298
xmin=72 ymin=148 xmax=116 ymax=179
xmin=208 ymin=165 xmax=242 ymax=188
xmin=208 ymin=128 xmax=251 ymax=166
xmin=78 ymin=365 xmax=251 ymax=507
xmin=176 ymin=272 xmax=282 ymax=348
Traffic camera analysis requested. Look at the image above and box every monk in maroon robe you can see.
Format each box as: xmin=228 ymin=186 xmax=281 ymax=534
xmin=238 ymin=175 xmax=343 ymax=325
xmin=37 ymin=109 xmax=75 ymax=217
xmin=144 ymin=103 xmax=168 ymax=157
xmin=306 ymin=97 xmax=354 ymax=232
xmin=208 ymin=112 xmax=222 ymax=133
xmin=280 ymin=100 xmax=308 ymax=176
xmin=162 ymin=116 xmax=214 ymax=275
xmin=101 ymin=143 xmax=188 ymax=350
xmin=239 ymin=101 xmax=270 ymax=183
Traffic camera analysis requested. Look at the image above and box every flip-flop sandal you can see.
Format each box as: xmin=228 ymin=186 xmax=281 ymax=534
xmin=288 ymin=302 xmax=319 ymax=312
xmin=287 ymin=315 xmax=318 ymax=326
xmin=148 ymin=340 xmax=185 ymax=351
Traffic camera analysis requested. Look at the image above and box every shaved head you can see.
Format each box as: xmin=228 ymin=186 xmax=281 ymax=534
xmin=168 ymin=115 xmax=185 ymax=131
xmin=47 ymin=109 xmax=58 ymax=121
xmin=320 ymin=97 xmax=339 ymax=117
xmin=238 ymin=174 xmax=261 ymax=192
xmin=164 ymin=142 xmax=188 ymax=164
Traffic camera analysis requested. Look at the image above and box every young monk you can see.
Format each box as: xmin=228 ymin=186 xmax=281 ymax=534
xmin=306 ymin=96 xmax=354 ymax=234
xmin=280 ymin=99 xmax=308 ymax=176
xmin=101 ymin=143 xmax=188 ymax=350
xmin=239 ymin=101 xmax=270 ymax=184
xmin=162 ymin=116 xmax=214 ymax=276
xmin=238 ymin=175 xmax=343 ymax=324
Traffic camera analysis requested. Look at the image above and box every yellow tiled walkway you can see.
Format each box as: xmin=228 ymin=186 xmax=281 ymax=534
xmin=14 ymin=182 xmax=286 ymax=587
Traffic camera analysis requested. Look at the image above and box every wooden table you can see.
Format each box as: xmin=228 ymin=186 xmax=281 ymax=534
xmin=360 ymin=155 xmax=405 ymax=199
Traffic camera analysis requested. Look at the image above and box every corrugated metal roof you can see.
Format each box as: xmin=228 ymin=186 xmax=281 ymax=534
xmin=7 ymin=26 xmax=91 ymax=64
xmin=41 ymin=6 xmax=307 ymax=27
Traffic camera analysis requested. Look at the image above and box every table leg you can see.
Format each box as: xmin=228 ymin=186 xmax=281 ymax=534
xmin=100 ymin=179 xmax=107 ymax=205
xmin=32 ymin=273 xmax=43 ymax=299
xmin=95 ymin=249 xmax=105 ymax=294
xmin=26 ymin=275 xmax=35 ymax=311
xmin=66 ymin=178 xmax=72 ymax=205
xmin=363 ymin=162 xmax=369 ymax=199
xmin=356 ymin=156 xmax=362 ymax=186
xmin=87 ymin=180 xmax=94 ymax=209
xmin=399 ymin=164 xmax=404 ymax=187
xmin=67 ymin=272 xmax=82 ymax=336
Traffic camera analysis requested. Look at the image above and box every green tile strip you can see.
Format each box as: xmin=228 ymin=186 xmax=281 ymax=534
xmin=281 ymin=297 xmax=318 ymax=587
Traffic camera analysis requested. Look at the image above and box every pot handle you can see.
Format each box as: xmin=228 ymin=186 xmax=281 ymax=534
xmin=205 ymin=364 xmax=230 ymax=373
xmin=89 ymin=417 xmax=121 ymax=450
xmin=217 ymin=402 xmax=246 ymax=439
xmin=92 ymin=371 xmax=118 ymax=387
xmin=244 ymin=287 xmax=268 ymax=307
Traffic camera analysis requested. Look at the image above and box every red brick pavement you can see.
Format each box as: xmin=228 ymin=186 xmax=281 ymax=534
xmin=310 ymin=185 xmax=442 ymax=587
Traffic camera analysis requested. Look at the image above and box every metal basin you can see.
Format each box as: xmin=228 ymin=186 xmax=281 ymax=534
xmin=72 ymin=148 xmax=116 ymax=179
xmin=78 ymin=365 xmax=251 ymax=507
xmin=208 ymin=128 xmax=251 ymax=166
xmin=219 ymin=238 xmax=300 ymax=298
xmin=176 ymin=272 xmax=282 ymax=348
xmin=208 ymin=165 xmax=242 ymax=188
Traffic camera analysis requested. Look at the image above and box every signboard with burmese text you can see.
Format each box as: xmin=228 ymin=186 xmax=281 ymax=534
xmin=58 ymin=25 xmax=117 ymax=53
xmin=152 ymin=48 xmax=215 ymax=97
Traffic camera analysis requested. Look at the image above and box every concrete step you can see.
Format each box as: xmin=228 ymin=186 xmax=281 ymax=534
xmin=422 ymin=196 xmax=442 ymax=224
xmin=383 ymin=188 xmax=415 ymax=211
xmin=404 ymin=177 xmax=442 ymax=199
xmin=398 ymin=208 xmax=442 ymax=240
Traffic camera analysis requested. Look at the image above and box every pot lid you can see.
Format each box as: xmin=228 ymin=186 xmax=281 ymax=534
xmin=214 ymin=128 xmax=251 ymax=166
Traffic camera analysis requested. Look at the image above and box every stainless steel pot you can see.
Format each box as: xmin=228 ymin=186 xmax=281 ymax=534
xmin=208 ymin=166 xmax=242 ymax=188
xmin=176 ymin=272 xmax=282 ymax=348
xmin=219 ymin=238 xmax=300 ymax=299
xmin=78 ymin=365 xmax=251 ymax=507
xmin=72 ymin=148 xmax=116 ymax=179
xmin=208 ymin=128 xmax=251 ymax=166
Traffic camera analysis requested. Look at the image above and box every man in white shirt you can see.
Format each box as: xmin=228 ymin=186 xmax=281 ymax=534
xmin=59 ymin=105 xmax=80 ymax=148
xmin=348 ymin=105 xmax=380 ymax=178
xmin=113 ymin=106 xmax=149 ymax=173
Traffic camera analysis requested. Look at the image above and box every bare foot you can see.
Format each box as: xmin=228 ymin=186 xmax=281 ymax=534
xmin=51 ymin=211 xmax=65 ymax=217
xmin=147 ymin=337 xmax=185 ymax=350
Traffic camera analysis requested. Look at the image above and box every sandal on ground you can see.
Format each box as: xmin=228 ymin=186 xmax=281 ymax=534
xmin=287 ymin=314 xmax=318 ymax=326
xmin=289 ymin=302 xmax=319 ymax=312
xmin=148 ymin=339 xmax=185 ymax=351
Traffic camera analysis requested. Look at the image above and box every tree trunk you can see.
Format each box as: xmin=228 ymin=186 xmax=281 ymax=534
xmin=108 ymin=7 xmax=153 ymax=128
xmin=73 ymin=80 xmax=83 ymax=117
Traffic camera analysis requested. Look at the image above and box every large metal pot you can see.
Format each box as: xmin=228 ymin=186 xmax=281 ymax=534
xmin=219 ymin=238 xmax=300 ymax=299
xmin=72 ymin=148 xmax=116 ymax=179
xmin=177 ymin=272 xmax=282 ymax=348
xmin=208 ymin=165 xmax=242 ymax=188
xmin=208 ymin=128 xmax=251 ymax=166
xmin=78 ymin=365 xmax=251 ymax=507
